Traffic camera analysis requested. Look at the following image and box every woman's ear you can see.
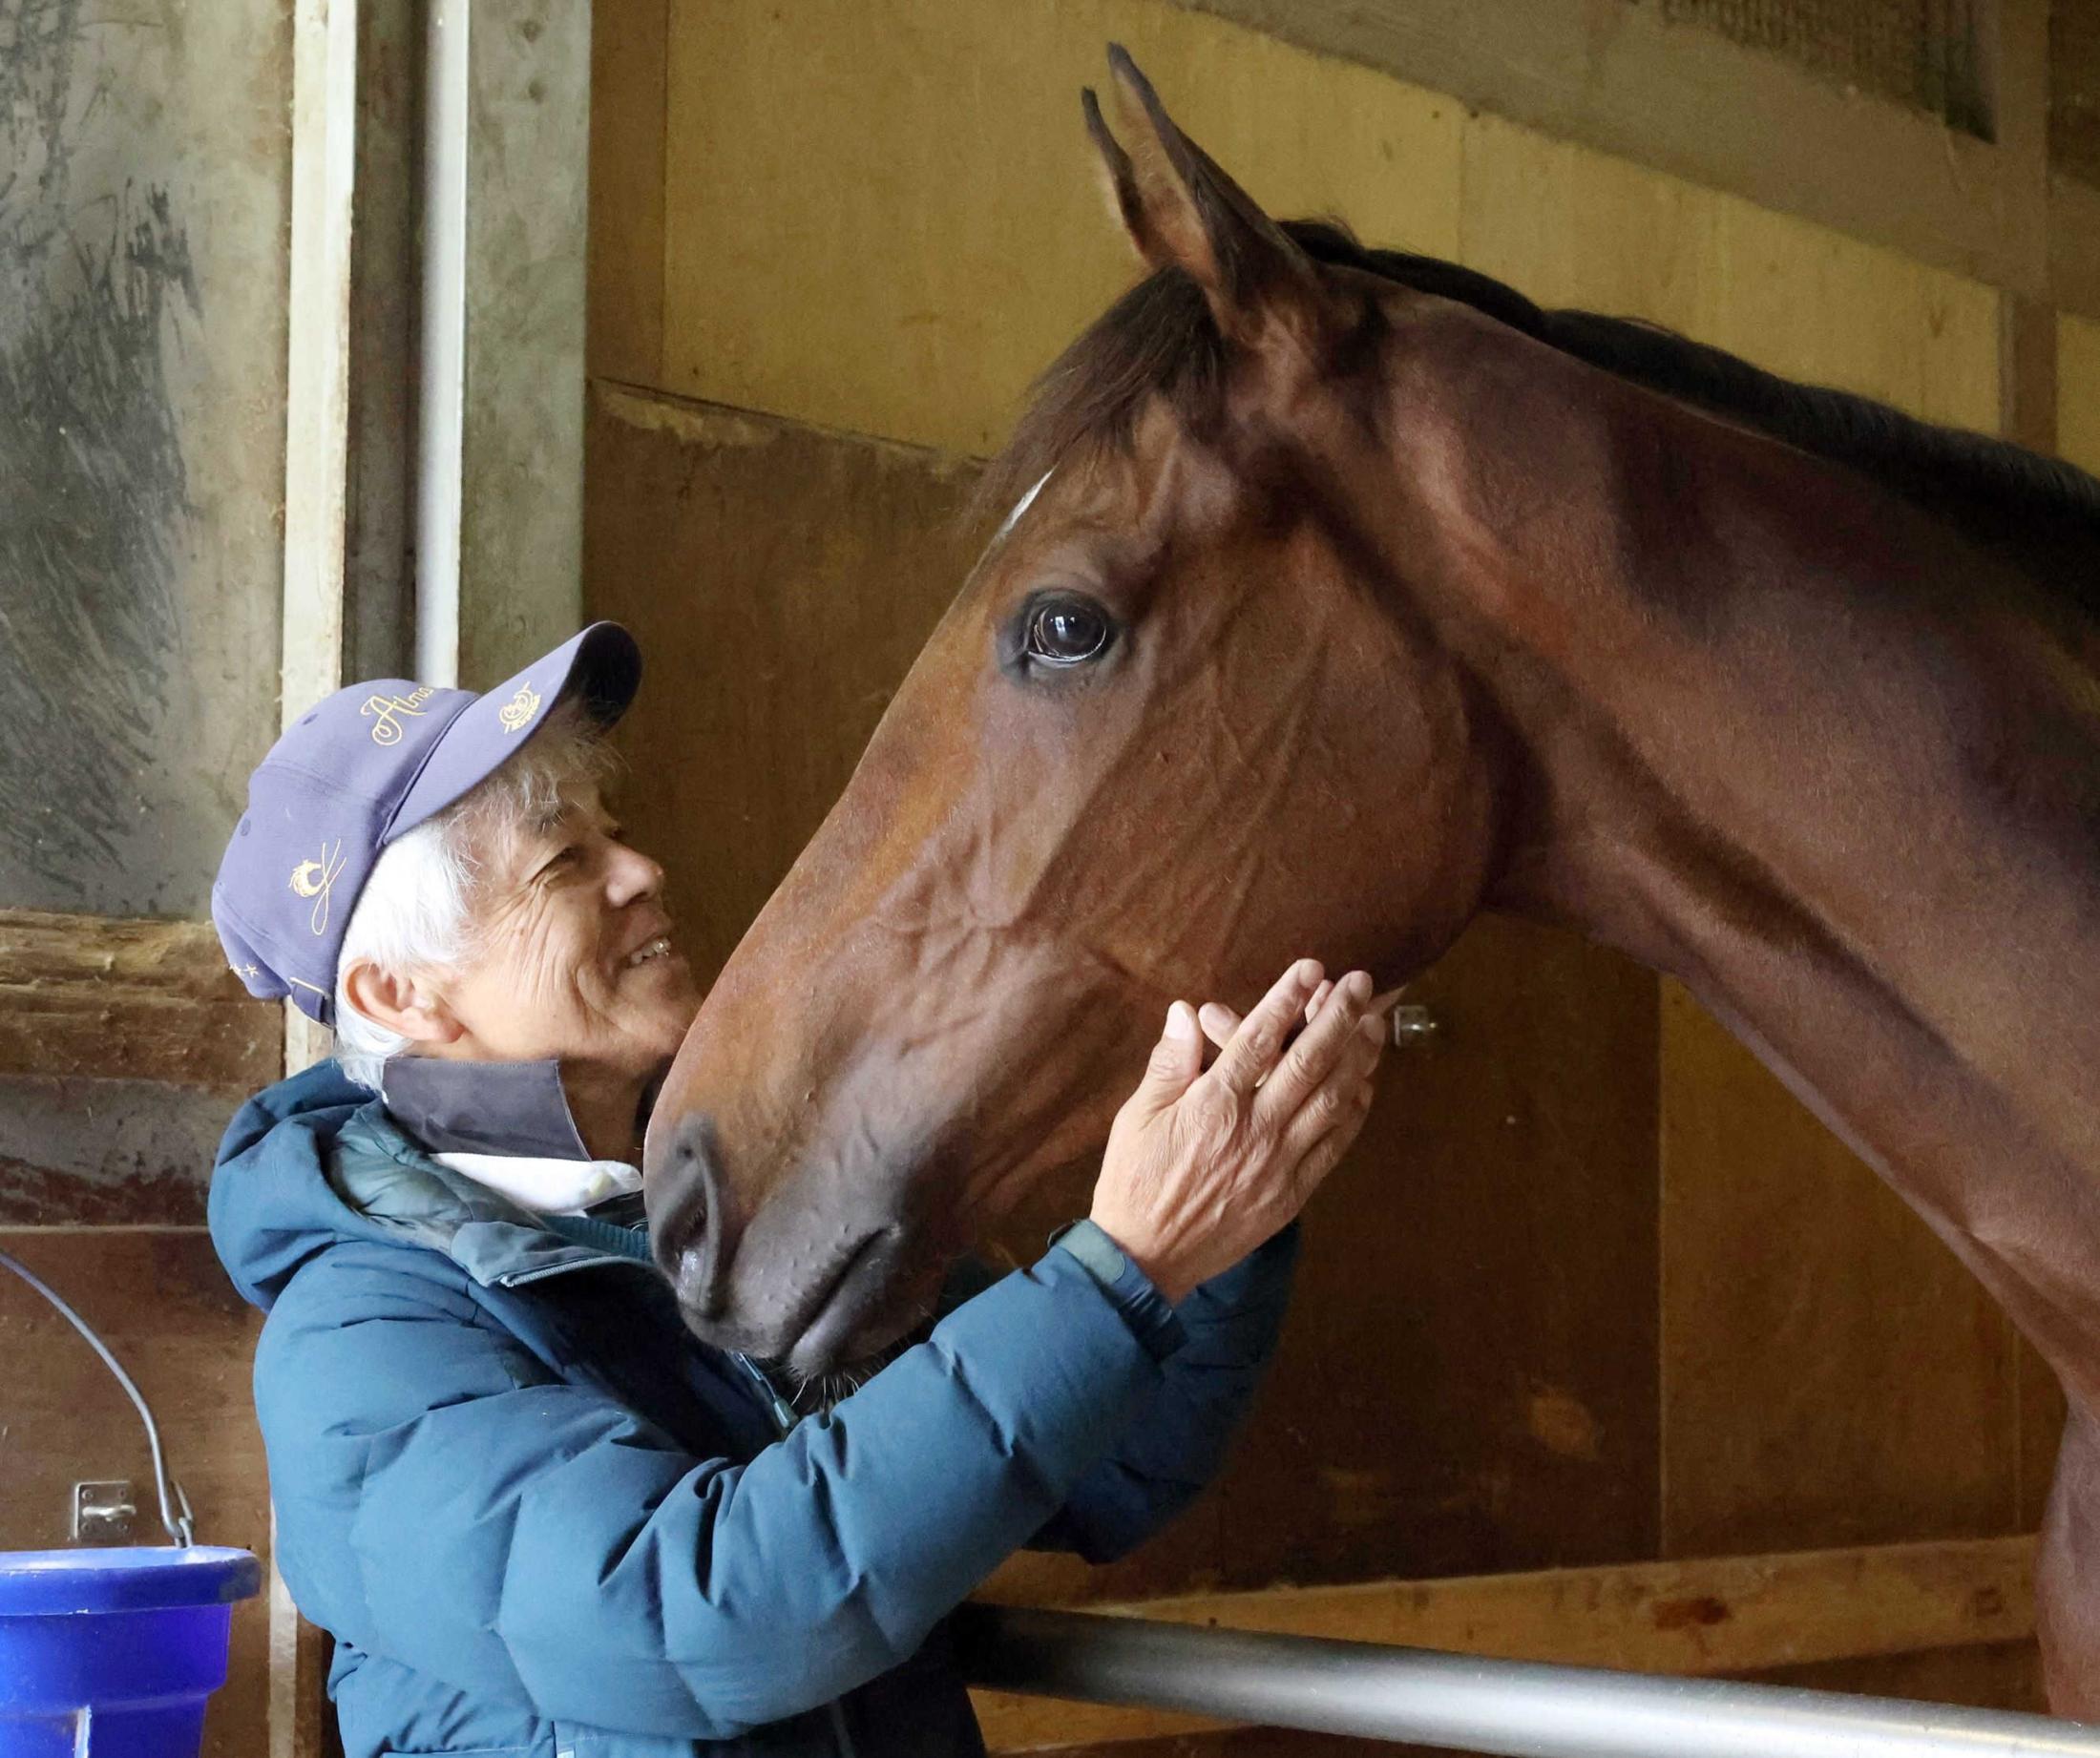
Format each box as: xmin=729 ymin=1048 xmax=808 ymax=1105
xmin=341 ymin=959 xmax=464 ymax=1045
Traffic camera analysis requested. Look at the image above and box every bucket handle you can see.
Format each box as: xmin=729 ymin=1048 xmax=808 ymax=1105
xmin=0 ymin=1249 xmax=196 ymax=1547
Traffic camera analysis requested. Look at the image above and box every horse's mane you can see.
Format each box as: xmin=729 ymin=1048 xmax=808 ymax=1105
xmin=983 ymin=220 xmax=2100 ymax=590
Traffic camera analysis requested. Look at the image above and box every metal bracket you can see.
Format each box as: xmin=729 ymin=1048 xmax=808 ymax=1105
xmin=72 ymin=1478 xmax=139 ymax=1543
xmin=1389 ymin=1004 xmax=1441 ymax=1048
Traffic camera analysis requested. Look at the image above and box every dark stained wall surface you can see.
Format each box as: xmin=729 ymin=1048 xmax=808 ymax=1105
xmin=2055 ymin=0 xmax=2100 ymax=186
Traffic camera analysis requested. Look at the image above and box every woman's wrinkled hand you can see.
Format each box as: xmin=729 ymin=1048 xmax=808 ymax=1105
xmin=1089 ymin=959 xmax=1389 ymax=1303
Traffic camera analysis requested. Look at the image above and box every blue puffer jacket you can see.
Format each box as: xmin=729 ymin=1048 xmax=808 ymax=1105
xmin=209 ymin=1063 xmax=1298 ymax=1757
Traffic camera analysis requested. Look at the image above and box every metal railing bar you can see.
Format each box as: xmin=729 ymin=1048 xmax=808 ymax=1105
xmin=955 ymin=1605 xmax=2100 ymax=1757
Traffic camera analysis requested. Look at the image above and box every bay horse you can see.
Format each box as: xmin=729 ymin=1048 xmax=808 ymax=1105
xmin=644 ymin=49 xmax=2100 ymax=1710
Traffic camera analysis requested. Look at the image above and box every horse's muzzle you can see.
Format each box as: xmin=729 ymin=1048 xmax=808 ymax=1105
xmin=645 ymin=1109 xmax=730 ymax=1324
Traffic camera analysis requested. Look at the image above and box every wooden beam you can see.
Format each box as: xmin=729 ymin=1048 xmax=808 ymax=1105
xmin=0 ymin=910 xmax=279 ymax=1092
xmin=282 ymin=0 xmax=357 ymax=727
xmin=970 ymin=1535 xmax=2038 ymax=1752
xmin=1173 ymin=0 xmax=2100 ymax=319
xmin=281 ymin=0 xmax=361 ymax=1085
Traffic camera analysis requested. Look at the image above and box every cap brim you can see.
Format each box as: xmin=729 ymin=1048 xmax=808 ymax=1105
xmin=385 ymin=622 xmax=642 ymax=839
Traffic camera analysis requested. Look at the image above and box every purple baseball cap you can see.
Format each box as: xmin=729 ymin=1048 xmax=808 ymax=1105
xmin=212 ymin=622 xmax=642 ymax=1023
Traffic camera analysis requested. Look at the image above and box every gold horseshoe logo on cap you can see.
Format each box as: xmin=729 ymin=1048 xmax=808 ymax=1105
xmin=288 ymin=839 xmax=346 ymax=936
xmin=498 ymin=682 xmax=540 ymax=734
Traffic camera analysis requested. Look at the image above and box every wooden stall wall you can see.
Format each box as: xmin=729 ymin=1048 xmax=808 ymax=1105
xmin=587 ymin=0 xmax=2089 ymax=1746
xmin=2064 ymin=315 xmax=2100 ymax=475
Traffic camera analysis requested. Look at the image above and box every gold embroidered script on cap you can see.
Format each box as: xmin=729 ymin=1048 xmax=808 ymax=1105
xmin=288 ymin=839 xmax=347 ymax=936
xmin=362 ymin=687 xmax=437 ymax=746
xmin=498 ymin=681 xmax=540 ymax=734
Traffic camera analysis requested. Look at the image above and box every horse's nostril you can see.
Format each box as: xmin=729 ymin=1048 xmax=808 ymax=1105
xmin=646 ymin=1112 xmax=728 ymax=1321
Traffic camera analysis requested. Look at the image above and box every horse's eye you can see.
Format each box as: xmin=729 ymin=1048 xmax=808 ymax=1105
xmin=1025 ymin=596 xmax=1112 ymax=667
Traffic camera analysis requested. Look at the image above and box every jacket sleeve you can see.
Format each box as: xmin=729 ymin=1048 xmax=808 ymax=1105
xmin=1030 ymin=1221 xmax=1300 ymax=1562
xmin=256 ymin=1243 xmax=1169 ymax=1741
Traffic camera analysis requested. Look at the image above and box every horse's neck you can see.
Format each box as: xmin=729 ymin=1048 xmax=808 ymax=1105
xmin=1471 ymin=417 xmax=2100 ymax=1409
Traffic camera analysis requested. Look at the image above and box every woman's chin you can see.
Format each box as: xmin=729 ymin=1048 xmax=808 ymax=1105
xmin=620 ymin=951 xmax=700 ymax=1011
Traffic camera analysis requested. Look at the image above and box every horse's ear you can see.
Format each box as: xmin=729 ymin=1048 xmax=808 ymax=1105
xmin=1082 ymin=45 xmax=1324 ymax=351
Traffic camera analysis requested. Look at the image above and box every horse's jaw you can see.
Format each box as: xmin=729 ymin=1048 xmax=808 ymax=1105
xmin=644 ymin=931 xmax=1154 ymax=1369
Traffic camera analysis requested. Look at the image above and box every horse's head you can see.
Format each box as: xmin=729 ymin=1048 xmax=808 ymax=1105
xmin=645 ymin=50 xmax=1521 ymax=1373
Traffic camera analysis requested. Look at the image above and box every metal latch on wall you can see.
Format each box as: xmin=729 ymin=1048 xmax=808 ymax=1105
xmin=1 ymin=1249 xmax=196 ymax=1548
xmin=72 ymin=1480 xmax=140 ymax=1543
xmin=1388 ymin=1003 xmax=1440 ymax=1048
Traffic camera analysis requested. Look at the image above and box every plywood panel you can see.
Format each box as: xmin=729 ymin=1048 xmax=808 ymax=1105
xmin=584 ymin=389 xmax=1660 ymax=1598
xmin=2059 ymin=313 xmax=2100 ymax=476
xmin=585 ymin=384 xmax=985 ymax=982
xmin=1459 ymin=111 xmax=2001 ymax=430
xmin=0 ymin=1229 xmax=271 ymax=1758
xmin=987 ymin=917 xmax=1660 ymax=1602
xmin=1696 ymin=201 xmax=1998 ymax=430
xmin=588 ymin=0 xmax=669 ymax=386
xmin=659 ymin=0 xmax=1462 ymax=453
xmin=1659 ymin=984 xmax=2016 ymax=1558
xmin=1458 ymin=115 xmax=1717 ymax=340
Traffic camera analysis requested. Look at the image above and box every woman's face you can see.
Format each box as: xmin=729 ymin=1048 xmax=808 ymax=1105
xmin=438 ymin=785 xmax=701 ymax=1082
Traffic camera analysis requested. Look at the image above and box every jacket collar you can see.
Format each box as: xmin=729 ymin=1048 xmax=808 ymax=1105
xmin=330 ymin=1102 xmax=650 ymax=1289
xmin=380 ymin=1056 xmax=595 ymax=1160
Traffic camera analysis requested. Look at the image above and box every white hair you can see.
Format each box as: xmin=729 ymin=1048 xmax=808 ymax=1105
xmin=331 ymin=700 xmax=620 ymax=1090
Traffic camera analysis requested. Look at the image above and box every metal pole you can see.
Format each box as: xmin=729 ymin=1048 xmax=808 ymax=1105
xmin=955 ymin=1606 xmax=2100 ymax=1758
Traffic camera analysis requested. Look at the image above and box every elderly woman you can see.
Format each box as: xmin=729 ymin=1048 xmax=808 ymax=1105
xmin=208 ymin=623 xmax=1388 ymax=1758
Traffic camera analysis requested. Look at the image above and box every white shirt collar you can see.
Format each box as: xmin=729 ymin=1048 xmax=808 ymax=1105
xmin=432 ymin=1151 xmax=642 ymax=1216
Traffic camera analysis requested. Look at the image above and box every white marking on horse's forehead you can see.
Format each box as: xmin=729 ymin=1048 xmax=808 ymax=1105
xmin=992 ymin=471 xmax=1053 ymax=547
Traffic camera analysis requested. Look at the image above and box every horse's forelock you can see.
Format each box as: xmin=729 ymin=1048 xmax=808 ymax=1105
xmin=974 ymin=262 xmax=1226 ymax=524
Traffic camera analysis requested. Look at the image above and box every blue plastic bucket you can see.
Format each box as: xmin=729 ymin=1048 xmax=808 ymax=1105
xmin=0 ymin=1547 xmax=262 ymax=1757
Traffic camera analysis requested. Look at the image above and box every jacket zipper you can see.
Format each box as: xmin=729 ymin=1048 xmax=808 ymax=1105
xmin=493 ymin=1253 xmax=649 ymax=1287
xmin=732 ymin=1353 xmax=858 ymax=1758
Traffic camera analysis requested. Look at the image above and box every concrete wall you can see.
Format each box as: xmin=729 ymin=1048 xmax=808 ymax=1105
xmin=0 ymin=0 xmax=291 ymax=918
